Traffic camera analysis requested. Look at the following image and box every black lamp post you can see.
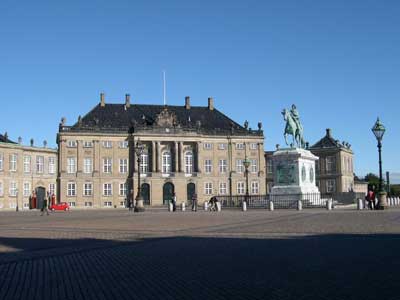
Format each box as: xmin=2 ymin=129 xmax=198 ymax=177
xmin=15 ymin=188 xmax=19 ymax=212
xmin=372 ymin=117 xmax=387 ymax=209
xmin=243 ymin=157 xmax=251 ymax=204
xmin=134 ymin=140 xmax=145 ymax=212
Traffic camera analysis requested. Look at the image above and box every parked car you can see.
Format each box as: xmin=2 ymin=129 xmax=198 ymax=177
xmin=49 ymin=202 xmax=70 ymax=211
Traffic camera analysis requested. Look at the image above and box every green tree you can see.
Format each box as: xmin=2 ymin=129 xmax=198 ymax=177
xmin=364 ymin=173 xmax=379 ymax=191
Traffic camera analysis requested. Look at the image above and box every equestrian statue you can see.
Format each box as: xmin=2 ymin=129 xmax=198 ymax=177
xmin=281 ymin=104 xmax=306 ymax=148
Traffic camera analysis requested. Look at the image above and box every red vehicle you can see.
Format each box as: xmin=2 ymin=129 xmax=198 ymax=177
xmin=49 ymin=202 xmax=70 ymax=211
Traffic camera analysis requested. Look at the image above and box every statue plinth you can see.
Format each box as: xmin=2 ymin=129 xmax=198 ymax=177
xmin=271 ymin=148 xmax=320 ymax=195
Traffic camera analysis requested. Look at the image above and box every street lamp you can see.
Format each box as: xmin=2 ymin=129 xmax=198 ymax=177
xmin=243 ymin=157 xmax=251 ymax=204
xmin=134 ymin=140 xmax=145 ymax=212
xmin=15 ymin=188 xmax=19 ymax=212
xmin=372 ymin=117 xmax=387 ymax=209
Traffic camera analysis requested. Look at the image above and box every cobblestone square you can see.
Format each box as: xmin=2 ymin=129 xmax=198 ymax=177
xmin=1 ymin=208 xmax=400 ymax=300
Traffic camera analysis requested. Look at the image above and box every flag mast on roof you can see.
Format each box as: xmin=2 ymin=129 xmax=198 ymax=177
xmin=163 ymin=70 xmax=166 ymax=105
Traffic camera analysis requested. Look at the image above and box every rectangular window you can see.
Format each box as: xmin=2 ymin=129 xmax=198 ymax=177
xmin=67 ymin=157 xmax=76 ymax=174
xmin=23 ymin=156 xmax=31 ymax=173
xmin=237 ymin=182 xmax=245 ymax=195
xmin=236 ymin=159 xmax=244 ymax=173
xmin=0 ymin=181 xmax=3 ymax=196
xmin=68 ymin=202 xmax=76 ymax=207
xmin=219 ymin=182 xmax=227 ymax=195
xmin=119 ymin=158 xmax=128 ymax=174
xmin=251 ymin=181 xmax=259 ymax=194
xmin=326 ymin=179 xmax=336 ymax=193
xmin=85 ymin=201 xmax=93 ymax=207
xmin=83 ymin=141 xmax=93 ymax=148
xmin=218 ymin=143 xmax=226 ymax=150
xmin=103 ymin=183 xmax=112 ymax=196
xmin=103 ymin=158 xmax=112 ymax=173
xmin=36 ymin=156 xmax=44 ymax=173
xmin=0 ymin=153 xmax=3 ymax=171
xmin=204 ymin=159 xmax=212 ymax=173
xmin=140 ymin=154 xmax=148 ymax=173
xmin=236 ymin=143 xmax=244 ymax=150
xmin=83 ymin=158 xmax=93 ymax=174
xmin=267 ymin=159 xmax=273 ymax=174
xmin=67 ymin=182 xmax=76 ymax=196
xmin=48 ymin=157 xmax=55 ymax=174
xmin=83 ymin=183 xmax=92 ymax=196
xmin=9 ymin=181 xmax=17 ymax=196
xmin=23 ymin=182 xmax=30 ymax=197
xmin=9 ymin=154 xmax=17 ymax=171
xmin=118 ymin=141 xmax=128 ymax=148
xmin=119 ymin=183 xmax=127 ymax=196
xmin=326 ymin=156 xmax=336 ymax=173
xmin=219 ymin=159 xmax=227 ymax=173
xmin=104 ymin=201 xmax=113 ymax=207
xmin=49 ymin=183 xmax=55 ymax=195
xmin=67 ymin=140 xmax=77 ymax=147
xmin=203 ymin=143 xmax=213 ymax=150
xmin=205 ymin=182 xmax=213 ymax=195
xmin=185 ymin=152 xmax=193 ymax=174
xmin=251 ymin=159 xmax=258 ymax=173
xmin=102 ymin=141 xmax=113 ymax=148
xmin=250 ymin=143 xmax=258 ymax=150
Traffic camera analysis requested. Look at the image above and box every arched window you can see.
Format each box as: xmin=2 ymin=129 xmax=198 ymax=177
xmin=185 ymin=151 xmax=193 ymax=174
xmin=162 ymin=151 xmax=171 ymax=173
xmin=140 ymin=152 xmax=148 ymax=173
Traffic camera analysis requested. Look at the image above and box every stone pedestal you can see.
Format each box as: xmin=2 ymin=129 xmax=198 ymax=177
xmin=271 ymin=148 xmax=320 ymax=200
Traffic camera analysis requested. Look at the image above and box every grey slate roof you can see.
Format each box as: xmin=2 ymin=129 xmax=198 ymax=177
xmin=62 ymin=104 xmax=262 ymax=136
xmin=0 ymin=133 xmax=16 ymax=144
xmin=310 ymin=128 xmax=352 ymax=150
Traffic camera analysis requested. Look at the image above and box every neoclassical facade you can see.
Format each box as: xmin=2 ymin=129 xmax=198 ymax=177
xmin=0 ymin=134 xmax=58 ymax=210
xmin=57 ymin=94 xmax=265 ymax=208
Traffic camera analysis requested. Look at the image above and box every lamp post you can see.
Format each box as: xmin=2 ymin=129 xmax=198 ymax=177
xmin=243 ymin=157 xmax=251 ymax=204
xmin=372 ymin=117 xmax=387 ymax=209
xmin=15 ymin=188 xmax=19 ymax=212
xmin=134 ymin=140 xmax=145 ymax=212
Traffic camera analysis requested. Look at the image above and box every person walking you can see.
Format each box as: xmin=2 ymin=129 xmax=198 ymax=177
xmin=366 ymin=188 xmax=376 ymax=210
xmin=41 ymin=193 xmax=50 ymax=216
xmin=191 ymin=193 xmax=197 ymax=212
xmin=172 ymin=192 xmax=177 ymax=212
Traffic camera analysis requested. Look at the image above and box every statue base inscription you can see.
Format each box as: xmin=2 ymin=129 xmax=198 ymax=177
xmin=271 ymin=148 xmax=320 ymax=196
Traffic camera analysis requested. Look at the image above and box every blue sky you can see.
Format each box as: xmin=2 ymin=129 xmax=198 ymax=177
xmin=0 ymin=0 xmax=399 ymax=180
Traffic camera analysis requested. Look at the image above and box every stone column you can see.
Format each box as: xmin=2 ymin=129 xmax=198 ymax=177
xmin=93 ymin=140 xmax=100 ymax=174
xmin=156 ymin=142 xmax=161 ymax=172
xmin=196 ymin=142 xmax=202 ymax=173
xmin=152 ymin=141 xmax=156 ymax=173
xmin=77 ymin=140 xmax=82 ymax=173
xmin=179 ymin=142 xmax=184 ymax=173
xmin=174 ymin=142 xmax=179 ymax=173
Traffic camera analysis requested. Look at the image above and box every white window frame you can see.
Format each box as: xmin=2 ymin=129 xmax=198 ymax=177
xmin=102 ymin=141 xmax=113 ymax=148
xmin=23 ymin=182 xmax=30 ymax=197
xmin=267 ymin=159 xmax=273 ymax=174
xmin=36 ymin=156 xmax=44 ymax=174
xmin=9 ymin=154 xmax=17 ymax=172
xmin=236 ymin=159 xmax=244 ymax=173
xmin=83 ymin=182 xmax=92 ymax=196
xmin=48 ymin=157 xmax=55 ymax=174
xmin=204 ymin=159 xmax=212 ymax=174
xmin=237 ymin=182 xmax=245 ymax=195
xmin=204 ymin=182 xmax=213 ymax=195
xmin=140 ymin=153 xmax=148 ymax=173
xmin=67 ymin=157 xmax=76 ymax=174
xmin=0 ymin=181 xmax=3 ymax=196
xmin=236 ymin=143 xmax=244 ymax=150
xmin=103 ymin=158 xmax=112 ymax=173
xmin=67 ymin=140 xmax=77 ymax=147
xmin=251 ymin=159 xmax=258 ymax=173
xmin=23 ymin=155 xmax=31 ymax=173
xmin=251 ymin=181 xmax=259 ymax=194
xmin=83 ymin=158 xmax=93 ymax=174
xmin=326 ymin=179 xmax=336 ymax=193
xmin=185 ymin=151 xmax=193 ymax=174
xmin=218 ymin=143 xmax=226 ymax=150
xmin=103 ymin=183 xmax=112 ymax=196
xmin=0 ymin=153 xmax=3 ymax=171
xmin=49 ymin=183 xmax=55 ymax=195
xmin=203 ymin=143 xmax=213 ymax=150
xmin=119 ymin=158 xmax=128 ymax=174
xmin=119 ymin=183 xmax=127 ymax=196
xmin=219 ymin=159 xmax=227 ymax=173
xmin=67 ymin=182 xmax=76 ymax=196
xmin=162 ymin=151 xmax=171 ymax=173
xmin=118 ymin=141 xmax=128 ymax=148
xmin=83 ymin=141 xmax=93 ymax=148
xmin=219 ymin=182 xmax=227 ymax=195
xmin=103 ymin=201 xmax=113 ymax=207
xmin=326 ymin=156 xmax=336 ymax=173
xmin=9 ymin=181 xmax=17 ymax=196
xmin=250 ymin=143 xmax=258 ymax=150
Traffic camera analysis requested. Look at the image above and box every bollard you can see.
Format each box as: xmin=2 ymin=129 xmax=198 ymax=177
xmin=269 ymin=201 xmax=274 ymax=211
xmin=242 ymin=201 xmax=247 ymax=211
xmin=181 ymin=202 xmax=186 ymax=211
xmin=389 ymin=198 xmax=393 ymax=207
xmin=168 ymin=202 xmax=173 ymax=212
xmin=204 ymin=201 xmax=208 ymax=211
xmin=357 ymin=198 xmax=363 ymax=210
xmin=326 ymin=199 xmax=332 ymax=210
xmin=216 ymin=202 xmax=221 ymax=212
xmin=396 ymin=197 xmax=399 ymax=206
xmin=297 ymin=200 xmax=302 ymax=211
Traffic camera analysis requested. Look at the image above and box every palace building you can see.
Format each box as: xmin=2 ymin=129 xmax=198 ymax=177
xmin=0 ymin=133 xmax=57 ymax=210
xmin=57 ymin=94 xmax=265 ymax=208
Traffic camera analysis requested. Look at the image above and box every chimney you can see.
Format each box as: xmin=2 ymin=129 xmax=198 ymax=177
xmin=185 ymin=96 xmax=190 ymax=110
xmin=100 ymin=93 xmax=105 ymax=107
xmin=326 ymin=128 xmax=332 ymax=137
xmin=18 ymin=137 xmax=22 ymax=144
xmin=208 ymin=97 xmax=214 ymax=111
xmin=125 ymin=94 xmax=131 ymax=108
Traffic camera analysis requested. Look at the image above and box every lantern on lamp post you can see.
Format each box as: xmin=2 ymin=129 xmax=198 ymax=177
xmin=371 ymin=117 xmax=387 ymax=209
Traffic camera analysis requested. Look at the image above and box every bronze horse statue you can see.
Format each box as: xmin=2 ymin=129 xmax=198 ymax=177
xmin=282 ymin=108 xmax=305 ymax=148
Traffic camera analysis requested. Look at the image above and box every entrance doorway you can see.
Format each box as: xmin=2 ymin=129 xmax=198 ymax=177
xmin=187 ymin=183 xmax=196 ymax=204
xmin=141 ymin=183 xmax=150 ymax=205
xmin=35 ymin=186 xmax=46 ymax=210
xmin=163 ymin=182 xmax=174 ymax=205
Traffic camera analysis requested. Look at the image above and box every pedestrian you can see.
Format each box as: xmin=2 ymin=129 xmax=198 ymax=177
xmin=366 ymin=188 xmax=376 ymax=210
xmin=192 ymin=193 xmax=197 ymax=212
xmin=172 ymin=192 xmax=177 ymax=212
xmin=41 ymin=195 xmax=49 ymax=216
